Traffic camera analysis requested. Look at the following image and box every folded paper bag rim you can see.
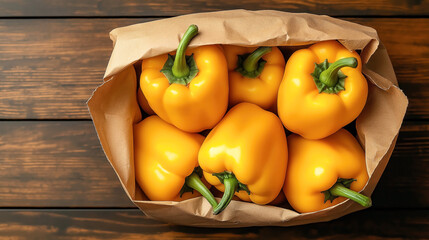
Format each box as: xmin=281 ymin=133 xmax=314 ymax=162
xmin=87 ymin=9 xmax=408 ymax=227
xmin=104 ymin=9 xmax=380 ymax=80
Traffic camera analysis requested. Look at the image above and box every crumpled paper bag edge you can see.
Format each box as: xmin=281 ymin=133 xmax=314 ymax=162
xmin=87 ymin=10 xmax=409 ymax=228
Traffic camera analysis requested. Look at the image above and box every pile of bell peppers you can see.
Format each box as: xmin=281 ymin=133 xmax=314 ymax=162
xmin=134 ymin=24 xmax=372 ymax=215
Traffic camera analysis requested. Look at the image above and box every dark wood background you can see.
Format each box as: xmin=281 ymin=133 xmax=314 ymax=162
xmin=0 ymin=1 xmax=428 ymax=239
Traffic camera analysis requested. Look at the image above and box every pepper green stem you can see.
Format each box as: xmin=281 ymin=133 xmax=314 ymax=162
xmin=329 ymin=183 xmax=372 ymax=208
xmin=243 ymin=47 xmax=272 ymax=72
xmin=319 ymin=57 xmax=358 ymax=87
xmin=185 ymin=172 xmax=218 ymax=209
xmin=172 ymin=24 xmax=199 ymax=78
xmin=213 ymin=176 xmax=238 ymax=215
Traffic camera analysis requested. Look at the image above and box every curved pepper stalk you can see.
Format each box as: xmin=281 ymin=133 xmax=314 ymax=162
xmin=322 ymin=178 xmax=372 ymax=208
xmin=180 ymin=167 xmax=218 ymax=209
xmin=212 ymin=171 xmax=250 ymax=215
xmin=235 ymin=47 xmax=272 ymax=78
xmin=311 ymin=57 xmax=358 ymax=94
xmin=160 ymin=24 xmax=199 ymax=85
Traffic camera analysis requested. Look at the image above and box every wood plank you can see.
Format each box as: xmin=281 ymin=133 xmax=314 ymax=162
xmin=0 ymin=0 xmax=428 ymax=17
xmin=0 ymin=19 xmax=152 ymax=119
xmin=0 ymin=18 xmax=427 ymax=120
xmin=0 ymin=120 xmax=427 ymax=208
xmin=0 ymin=209 xmax=427 ymax=239
xmin=372 ymin=121 xmax=429 ymax=208
xmin=0 ymin=121 xmax=134 ymax=208
xmin=351 ymin=18 xmax=429 ymax=120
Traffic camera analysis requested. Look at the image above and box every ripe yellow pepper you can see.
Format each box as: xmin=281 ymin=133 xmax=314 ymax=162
xmin=137 ymin=88 xmax=155 ymax=115
xmin=140 ymin=25 xmax=228 ymax=133
xmin=198 ymin=102 xmax=288 ymax=214
xmin=278 ymin=40 xmax=368 ymax=139
xmin=283 ymin=129 xmax=371 ymax=213
xmin=223 ymin=46 xmax=285 ymax=111
xmin=134 ymin=115 xmax=217 ymax=208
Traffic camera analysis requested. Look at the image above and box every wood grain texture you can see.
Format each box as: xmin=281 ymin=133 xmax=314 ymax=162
xmin=0 ymin=209 xmax=427 ymax=239
xmin=0 ymin=120 xmax=427 ymax=208
xmin=0 ymin=19 xmax=152 ymax=119
xmin=352 ymin=18 xmax=429 ymax=120
xmin=0 ymin=18 xmax=427 ymax=120
xmin=0 ymin=0 xmax=426 ymax=236
xmin=0 ymin=0 xmax=428 ymax=17
xmin=0 ymin=121 xmax=134 ymax=207
xmin=372 ymin=121 xmax=429 ymax=208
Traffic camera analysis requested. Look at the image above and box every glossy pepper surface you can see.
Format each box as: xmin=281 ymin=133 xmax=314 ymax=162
xmin=140 ymin=25 xmax=228 ymax=133
xmin=283 ymin=129 xmax=371 ymax=213
xmin=134 ymin=115 xmax=217 ymax=208
xmin=223 ymin=45 xmax=285 ymax=111
xmin=278 ymin=40 xmax=368 ymax=139
xmin=198 ymin=102 xmax=288 ymax=214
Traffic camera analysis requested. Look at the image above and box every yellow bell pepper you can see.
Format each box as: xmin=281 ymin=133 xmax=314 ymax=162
xmin=198 ymin=102 xmax=288 ymax=214
xmin=283 ymin=129 xmax=371 ymax=213
xmin=137 ymin=88 xmax=155 ymax=115
xmin=223 ymin=46 xmax=285 ymax=111
xmin=278 ymin=40 xmax=368 ymax=139
xmin=140 ymin=25 xmax=228 ymax=133
xmin=134 ymin=115 xmax=217 ymax=208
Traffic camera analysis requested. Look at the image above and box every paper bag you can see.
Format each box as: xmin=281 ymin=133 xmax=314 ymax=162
xmin=87 ymin=10 xmax=408 ymax=227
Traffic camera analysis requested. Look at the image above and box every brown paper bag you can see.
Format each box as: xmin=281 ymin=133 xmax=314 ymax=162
xmin=87 ymin=10 xmax=408 ymax=227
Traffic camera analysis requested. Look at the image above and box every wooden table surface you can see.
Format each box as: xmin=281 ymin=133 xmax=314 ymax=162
xmin=1 ymin=1 xmax=428 ymax=239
